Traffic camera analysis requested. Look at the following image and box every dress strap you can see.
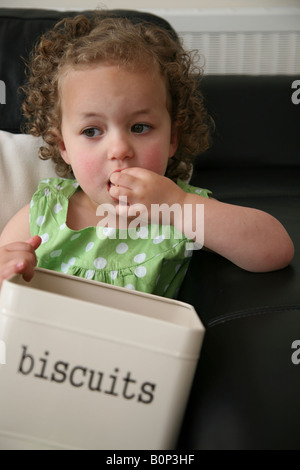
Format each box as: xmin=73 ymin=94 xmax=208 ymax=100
xmin=37 ymin=177 xmax=80 ymax=199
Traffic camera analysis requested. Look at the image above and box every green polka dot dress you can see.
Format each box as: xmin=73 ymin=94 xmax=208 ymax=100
xmin=29 ymin=178 xmax=211 ymax=298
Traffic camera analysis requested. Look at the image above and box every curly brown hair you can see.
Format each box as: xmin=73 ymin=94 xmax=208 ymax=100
xmin=22 ymin=12 xmax=213 ymax=181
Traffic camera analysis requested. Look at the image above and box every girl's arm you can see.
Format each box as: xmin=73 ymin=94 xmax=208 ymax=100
xmin=110 ymin=168 xmax=294 ymax=273
xmin=178 ymin=192 xmax=295 ymax=273
xmin=0 ymin=204 xmax=41 ymax=288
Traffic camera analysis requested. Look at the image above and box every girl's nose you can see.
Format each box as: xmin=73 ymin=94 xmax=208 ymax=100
xmin=107 ymin=131 xmax=133 ymax=161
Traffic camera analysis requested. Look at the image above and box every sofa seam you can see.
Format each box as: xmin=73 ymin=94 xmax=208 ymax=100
xmin=206 ymin=304 xmax=300 ymax=328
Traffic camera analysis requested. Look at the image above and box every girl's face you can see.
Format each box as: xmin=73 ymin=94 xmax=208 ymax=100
xmin=58 ymin=63 xmax=178 ymax=210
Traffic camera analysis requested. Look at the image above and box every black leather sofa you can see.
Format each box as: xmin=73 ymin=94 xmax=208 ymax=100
xmin=0 ymin=8 xmax=300 ymax=450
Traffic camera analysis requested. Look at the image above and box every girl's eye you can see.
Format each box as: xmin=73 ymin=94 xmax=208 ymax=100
xmin=82 ymin=128 xmax=102 ymax=138
xmin=131 ymin=123 xmax=151 ymax=134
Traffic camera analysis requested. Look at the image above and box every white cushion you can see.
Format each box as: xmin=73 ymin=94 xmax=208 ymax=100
xmin=0 ymin=131 xmax=57 ymax=233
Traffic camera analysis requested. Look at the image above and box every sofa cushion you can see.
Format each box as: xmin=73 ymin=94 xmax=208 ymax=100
xmin=196 ymin=74 xmax=300 ymax=169
xmin=0 ymin=131 xmax=56 ymax=233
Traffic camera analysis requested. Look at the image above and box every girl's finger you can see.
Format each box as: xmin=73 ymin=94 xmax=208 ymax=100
xmin=25 ymin=236 xmax=42 ymax=250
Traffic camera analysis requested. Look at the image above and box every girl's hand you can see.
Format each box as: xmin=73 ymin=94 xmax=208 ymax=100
xmin=0 ymin=236 xmax=41 ymax=289
xmin=109 ymin=167 xmax=185 ymax=224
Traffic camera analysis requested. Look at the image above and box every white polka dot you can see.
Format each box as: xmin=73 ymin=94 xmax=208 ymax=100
xmin=61 ymin=257 xmax=75 ymax=273
xmin=137 ymin=226 xmax=148 ymax=239
xmin=116 ymin=242 xmax=128 ymax=254
xmin=61 ymin=263 xmax=69 ymax=273
xmin=94 ymin=257 xmax=107 ymax=269
xmin=134 ymin=253 xmax=146 ymax=263
xmin=50 ymin=249 xmax=62 ymax=258
xmin=36 ymin=215 xmax=45 ymax=227
xmin=164 ymin=284 xmax=170 ymax=293
xmin=125 ymin=284 xmax=135 ymax=290
xmin=175 ymin=264 xmax=181 ymax=273
xmin=110 ymin=270 xmax=118 ymax=280
xmin=71 ymin=233 xmax=81 ymax=241
xmin=153 ymin=234 xmax=165 ymax=244
xmin=103 ymin=227 xmax=116 ymax=237
xmin=134 ymin=266 xmax=147 ymax=278
xmin=44 ymin=188 xmax=51 ymax=197
xmin=54 ymin=203 xmax=63 ymax=214
xmin=73 ymin=182 xmax=79 ymax=188
xmin=60 ymin=223 xmax=66 ymax=230
xmin=85 ymin=242 xmax=94 ymax=252
xmin=155 ymin=274 xmax=160 ymax=285
xmin=195 ymin=189 xmax=203 ymax=194
xmin=85 ymin=270 xmax=95 ymax=280
xmin=30 ymin=200 xmax=34 ymax=208
xmin=41 ymin=178 xmax=50 ymax=183
xmin=55 ymin=184 xmax=63 ymax=190
xmin=40 ymin=233 xmax=49 ymax=244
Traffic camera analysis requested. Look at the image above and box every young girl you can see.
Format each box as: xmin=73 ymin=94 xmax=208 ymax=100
xmin=0 ymin=13 xmax=294 ymax=297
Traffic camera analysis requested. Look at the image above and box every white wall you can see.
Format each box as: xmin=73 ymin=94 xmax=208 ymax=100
xmin=0 ymin=0 xmax=299 ymax=10
xmin=1 ymin=0 xmax=299 ymax=74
